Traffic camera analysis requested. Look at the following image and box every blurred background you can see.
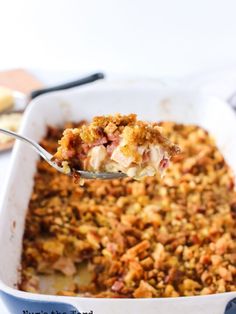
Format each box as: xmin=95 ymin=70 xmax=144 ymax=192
xmin=1 ymin=0 xmax=236 ymax=80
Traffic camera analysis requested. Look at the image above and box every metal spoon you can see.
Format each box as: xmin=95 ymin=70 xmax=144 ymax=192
xmin=0 ymin=128 xmax=127 ymax=180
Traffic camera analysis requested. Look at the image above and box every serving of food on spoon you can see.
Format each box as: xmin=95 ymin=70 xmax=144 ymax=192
xmin=54 ymin=114 xmax=181 ymax=179
xmin=0 ymin=114 xmax=181 ymax=180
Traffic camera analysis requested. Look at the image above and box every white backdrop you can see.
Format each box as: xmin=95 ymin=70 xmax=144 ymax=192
xmin=1 ymin=0 xmax=236 ymax=77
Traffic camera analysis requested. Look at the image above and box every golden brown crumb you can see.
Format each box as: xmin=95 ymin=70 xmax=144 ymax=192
xmin=19 ymin=122 xmax=236 ymax=298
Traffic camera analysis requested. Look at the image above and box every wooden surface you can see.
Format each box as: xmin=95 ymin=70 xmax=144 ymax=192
xmin=0 ymin=68 xmax=43 ymax=153
xmin=0 ymin=140 xmax=14 ymax=152
xmin=0 ymin=69 xmax=43 ymax=94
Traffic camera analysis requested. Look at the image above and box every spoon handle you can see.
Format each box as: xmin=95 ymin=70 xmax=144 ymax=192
xmin=30 ymin=72 xmax=105 ymax=99
xmin=0 ymin=128 xmax=127 ymax=179
xmin=0 ymin=128 xmax=52 ymax=162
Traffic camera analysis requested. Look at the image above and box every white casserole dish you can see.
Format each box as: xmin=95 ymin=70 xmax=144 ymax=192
xmin=0 ymin=80 xmax=236 ymax=314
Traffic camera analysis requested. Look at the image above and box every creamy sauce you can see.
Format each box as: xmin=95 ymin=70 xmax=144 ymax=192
xmin=39 ymin=262 xmax=93 ymax=295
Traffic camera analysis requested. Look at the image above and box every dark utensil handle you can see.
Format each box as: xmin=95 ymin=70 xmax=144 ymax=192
xmin=30 ymin=72 xmax=105 ymax=99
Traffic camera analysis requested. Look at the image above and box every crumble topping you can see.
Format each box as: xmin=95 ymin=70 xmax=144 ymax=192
xmin=20 ymin=122 xmax=236 ymax=298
